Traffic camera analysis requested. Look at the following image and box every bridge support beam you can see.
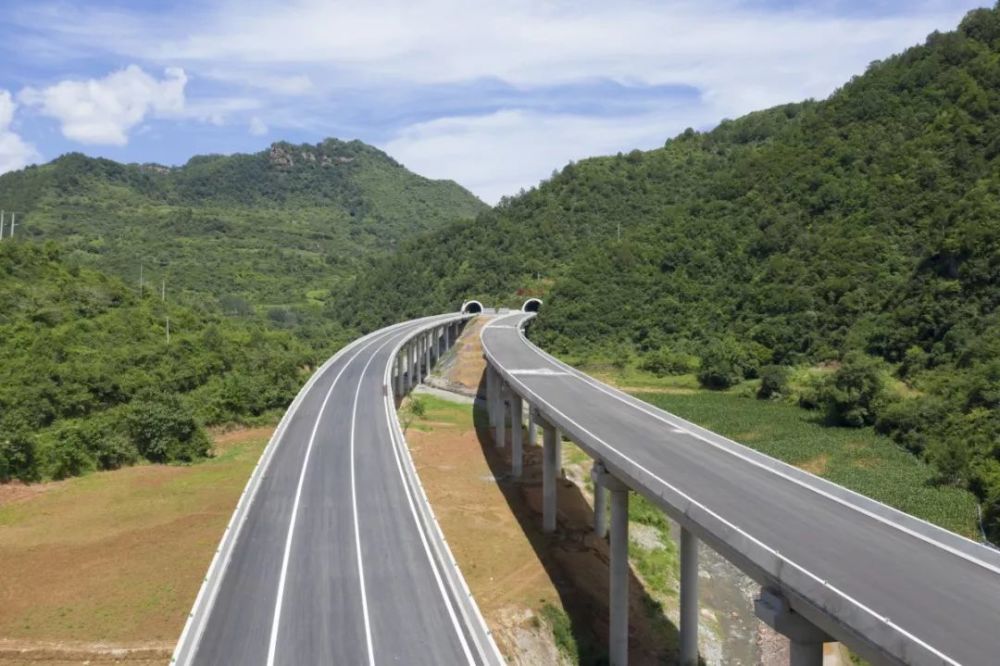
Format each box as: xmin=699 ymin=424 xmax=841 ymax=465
xmin=554 ymin=428 xmax=562 ymax=477
xmin=591 ymin=463 xmax=608 ymax=538
xmin=595 ymin=467 xmax=630 ymax=666
xmin=411 ymin=342 xmax=418 ymax=387
xmin=679 ymin=528 xmax=699 ymax=665
xmin=510 ymin=393 xmax=523 ymax=476
xmin=486 ymin=365 xmax=497 ymax=427
xmin=527 ymin=402 xmax=536 ymax=445
xmin=404 ymin=343 xmax=412 ymax=392
xmin=754 ymin=588 xmax=829 ymax=666
xmin=496 ymin=383 xmax=507 ymax=448
xmin=541 ymin=413 xmax=557 ymax=533
xmin=395 ymin=354 xmax=404 ymax=397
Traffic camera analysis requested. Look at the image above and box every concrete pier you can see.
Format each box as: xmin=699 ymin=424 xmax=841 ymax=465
xmin=510 ymin=393 xmax=523 ymax=476
xmin=541 ymin=415 xmax=557 ymax=533
xmin=554 ymin=428 xmax=562 ymax=476
xmin=606 ymin=472 xmax=630 ymax=666
xmin=496 ymin=383 xmax=507 ymax=448
xmin=486 ymin=366 xmax=496 ymax=427
xmin=754 ymin=588 xmax=829 ymax=666
xmin=527 ymin=405 xmax=536 ymax=446
xmin=679 ymin=527 xmax=699 ymax=665
xmin=591 ymin=462 xmax=608 ymax=538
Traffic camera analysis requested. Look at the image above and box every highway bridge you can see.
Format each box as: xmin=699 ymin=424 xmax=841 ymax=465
xmin=171 ymin=312 xmax=502 ymax=666
xmin=172 ymin=304 xmax=1000 ymax=666
xmin=483 ymin=309 xmax=1000 ymax=666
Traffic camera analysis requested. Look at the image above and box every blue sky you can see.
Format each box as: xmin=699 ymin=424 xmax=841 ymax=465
xmin=0 ymin=0 xmax=990 ymax=202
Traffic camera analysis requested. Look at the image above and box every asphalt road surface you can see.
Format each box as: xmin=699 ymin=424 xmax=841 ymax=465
xmin=483 ymin=312 xmax=1000 ymax=666
xmin=185 ymin=314 xmax=491 ymax=666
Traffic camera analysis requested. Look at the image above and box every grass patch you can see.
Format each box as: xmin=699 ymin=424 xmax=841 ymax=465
xmin=0 ymin=428 xmax=272 ymax=643
xmin=634 ymin=390 xmax=978 ymax=537
xmin=540 ymin=603 xmax=579 ymax=662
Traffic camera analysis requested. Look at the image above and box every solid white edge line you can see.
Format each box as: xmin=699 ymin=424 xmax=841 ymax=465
xmin=171 ymin=319 xmax=416 ymax=666
xmin=481 ymin=314 xmax=963 ymax=666
xmin=375 ymin=329 xmax=476 ymax=663
xmin=266 ymin=330 xmax=393 ymax=666
xmin=385 ymin=316 xmax=505 ymax=665
xmin=505 ymin=313 xmax=1000 ymax=576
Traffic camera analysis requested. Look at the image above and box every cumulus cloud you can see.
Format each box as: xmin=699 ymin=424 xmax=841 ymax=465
xmin=0 ymin=90 xmax=39 ymax=175
xmin=384 ymin=106 xmax=704 ymax=204
xmin=20 ymin=65 xmax=187 ymax=145
xmin=5 ymin=1 xmax=989 ymax=197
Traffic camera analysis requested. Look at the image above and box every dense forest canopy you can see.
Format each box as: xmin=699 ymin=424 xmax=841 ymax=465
xmin=0 ymin=138 xmax=485 ymax=310
xmin=335 ymin=6 xmax=1000 ymax=539
xmin=0 ymin=138 xmax=484 ymax=483
xmin=0 ymin=242 xmax=326 ymax=482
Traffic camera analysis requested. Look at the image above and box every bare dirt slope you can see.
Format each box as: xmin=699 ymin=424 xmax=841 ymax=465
xmin=0 ymin=427 xmax=273 ymax=665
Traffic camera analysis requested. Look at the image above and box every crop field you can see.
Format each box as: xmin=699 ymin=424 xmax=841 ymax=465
xmin=635 ymin=390 xmax=980 ymax=538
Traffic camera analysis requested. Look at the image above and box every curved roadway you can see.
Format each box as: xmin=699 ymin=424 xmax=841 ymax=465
xmin=483 ymin=312 xmax=1000 ymax=666
xmin=173 ymin=314 xmax=499 ymax=666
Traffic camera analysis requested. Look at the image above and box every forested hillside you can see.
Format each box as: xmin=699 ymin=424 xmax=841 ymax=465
xmin=0 ymin=242 xmax=326 ymax=482
xmin=0 ymin=138 xmax=483 ymax=483
xmin=0 ymin=139 xmax=485 ymax=310
xmin=337 ymin=7 xmax=1000 ymax=538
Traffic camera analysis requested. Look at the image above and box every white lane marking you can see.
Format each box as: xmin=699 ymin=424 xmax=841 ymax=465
xmin=481 ymin=316 xmax=964 ymax=666
xmin=384 ymin=320 xmax=504 ymax=665
xmin=266 ymin=331 xmax=391 ymax=666
xmin=378 ymin=334 xmax=476 ymax=663
xmin=349 ymin=336 xmax=413 ymax=666
xmin=508 ymin=368 xmax=570 ymax=376
xmin=177 ymin=317 xmax=418 ymax=666
xmin=500 ymin=314 xmax=1000 ymax=577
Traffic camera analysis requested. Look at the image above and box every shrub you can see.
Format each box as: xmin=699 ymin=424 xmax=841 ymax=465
xmin=0 ymin=429 xmax=39 ymax=482
xmin=44 ymin=427 xmax=96 ymax=480
xmin=757 ymin=365 xmax=790 ymax=399
xmin=125 ymin=390 xmax=211 ymax=463
xmin=697 ymin=337 xmax=759 ymax=390
xmin=641 ymin=347 xmax=698 ymax=376
xmin=816 ymin=352 xmax=889 ymax=427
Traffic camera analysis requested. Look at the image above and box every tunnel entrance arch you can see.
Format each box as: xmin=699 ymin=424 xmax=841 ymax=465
xmin=522 ymin=298 xmax=542 ymax=313
xmin=461 ymin=300 xmax=484 ymax=314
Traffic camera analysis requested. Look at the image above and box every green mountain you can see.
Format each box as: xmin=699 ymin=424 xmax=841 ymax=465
xmin=0 ymin=242 xmax=321 ymax=482
xmin=337 ymin=7 xmax=1000 ymax=537
xmin=0 ymin=139 xmax=485 ymax=310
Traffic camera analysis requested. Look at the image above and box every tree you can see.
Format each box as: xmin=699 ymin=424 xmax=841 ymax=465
xmin=125 ymin=390 xmax=211 ymax=463
xmin=757 ymin=365 xmax=790 ymax=399
xmin=697 ymin=338 xmax=758 ymax=390
xmin=817 ymin=352 xmax=888 ymax=427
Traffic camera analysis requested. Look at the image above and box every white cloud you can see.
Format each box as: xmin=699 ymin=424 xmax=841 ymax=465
xmin=0 ymin=90 xmax=40 ymax=175
xmin=7 ymin=1 xmax=990 ymax=196
xmin=19 ymin=65 xmax=187 ymax=145
xmin=384 ymin=106 xmax=704 ymax=204
xmin=249 ymin=116 xmax=268 ymax=136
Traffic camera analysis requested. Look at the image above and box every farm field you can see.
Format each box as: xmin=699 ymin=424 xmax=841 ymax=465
xmin=633 ymin=388 xmax=980 ymax=539
xmin=0 ymin=427 xmax=273 ymax=664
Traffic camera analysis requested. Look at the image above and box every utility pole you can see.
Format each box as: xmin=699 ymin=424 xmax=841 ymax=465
xmin=0 ymin=210 xmax=5 ymax=240
xmin=8 ymin=212 xmax=15 ymax=238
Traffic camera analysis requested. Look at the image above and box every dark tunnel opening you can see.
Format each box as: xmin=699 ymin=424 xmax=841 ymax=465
xmin=461 ymin=300 xmax=484 ymax=314
xmin=522 ymin=298 xmax=542 ymax=313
